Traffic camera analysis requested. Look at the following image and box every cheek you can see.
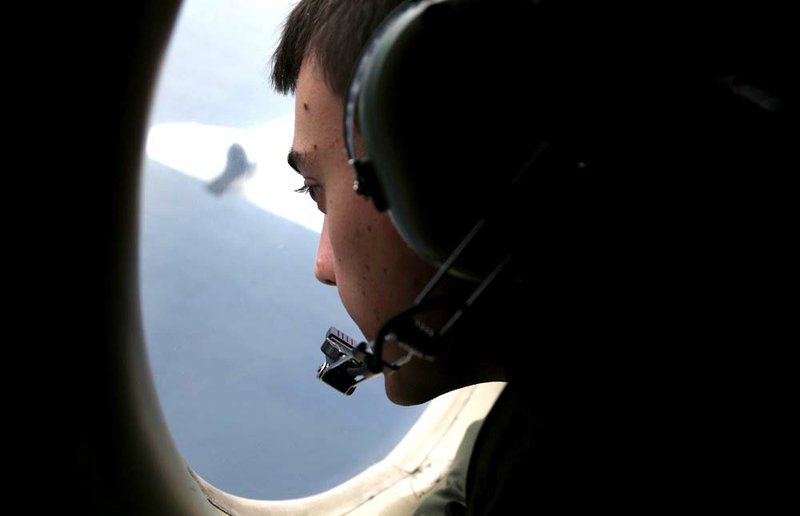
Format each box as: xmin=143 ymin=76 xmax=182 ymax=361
xmin=329 ymin=198 xmax=435 ymax=339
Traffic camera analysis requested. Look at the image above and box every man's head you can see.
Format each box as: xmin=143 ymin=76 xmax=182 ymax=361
xmin=271 ymin=0 xmax=788 ymax=406
xmin=272 ymin=0 xmax=504 ymax=405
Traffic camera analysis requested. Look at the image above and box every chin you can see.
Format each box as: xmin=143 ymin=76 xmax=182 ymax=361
xmin=383 ymin=375 xmax=431 ymax=406
xmin=382 ymin=359 xmax=463 ymax=406
xmin=384 ymin=380 xmax=440 ymax=406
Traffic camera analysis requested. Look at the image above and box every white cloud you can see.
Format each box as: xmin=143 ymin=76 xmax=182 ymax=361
xmin=146 ymin=115 xmax=323 ymax=234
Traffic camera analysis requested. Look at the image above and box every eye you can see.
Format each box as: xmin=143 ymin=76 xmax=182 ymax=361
xmin=295 ymin=184 xmax=319 ymax=203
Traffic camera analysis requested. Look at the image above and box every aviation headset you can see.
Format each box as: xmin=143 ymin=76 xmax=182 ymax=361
xmin=319 ymin=0 xmax=601 ymax=393
xmin=317 ymin=0 xmax=787 ymax=394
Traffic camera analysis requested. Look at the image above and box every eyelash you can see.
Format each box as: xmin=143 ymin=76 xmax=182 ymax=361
xmin=295 ymin=185 xmax=318 ymax=202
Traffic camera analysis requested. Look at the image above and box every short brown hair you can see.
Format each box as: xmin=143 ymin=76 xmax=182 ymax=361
xmin=271 ymin=0 xmax=406 ymax=100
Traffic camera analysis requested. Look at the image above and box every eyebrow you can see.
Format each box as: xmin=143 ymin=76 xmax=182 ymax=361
xmin=287 ymin=148 xmax=308 ymax=174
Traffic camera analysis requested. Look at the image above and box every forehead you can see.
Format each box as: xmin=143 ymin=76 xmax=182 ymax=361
xmin=293 ymin=58 xmax=344 ymax=150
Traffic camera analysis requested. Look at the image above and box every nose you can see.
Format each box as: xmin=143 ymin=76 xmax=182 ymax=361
xmin=314 ymin=218 xmax=336 ymax=286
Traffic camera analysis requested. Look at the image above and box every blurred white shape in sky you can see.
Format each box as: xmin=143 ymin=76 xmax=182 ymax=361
xmin=146 ymin=114 xmax=324 ymax=234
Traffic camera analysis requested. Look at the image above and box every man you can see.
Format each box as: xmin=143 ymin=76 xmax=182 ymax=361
xmin=271 ymin=0 xmax=790 ymax=513
xmin=273 ymin=0 xmax=507 ymax=407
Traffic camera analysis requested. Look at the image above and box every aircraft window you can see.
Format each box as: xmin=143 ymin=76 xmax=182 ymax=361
xmin=139 ymin=0 xmax=426 ymax=499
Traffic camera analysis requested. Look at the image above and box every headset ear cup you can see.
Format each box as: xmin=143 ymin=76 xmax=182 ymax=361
xmin=357 ymin=0 xmax=550 ymax=280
